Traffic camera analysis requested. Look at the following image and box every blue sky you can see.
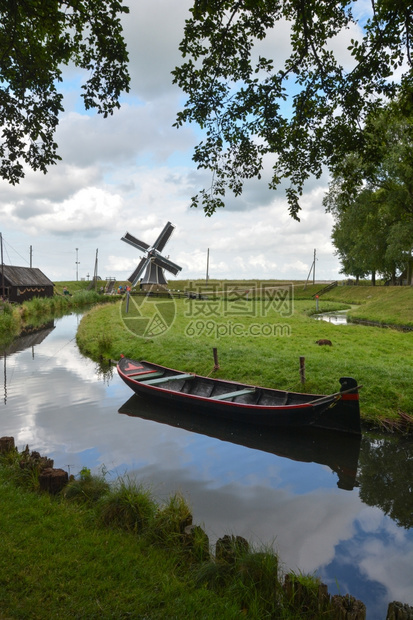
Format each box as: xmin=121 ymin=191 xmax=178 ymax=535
xmin=0 ymin=0 xmax=369 ymax=284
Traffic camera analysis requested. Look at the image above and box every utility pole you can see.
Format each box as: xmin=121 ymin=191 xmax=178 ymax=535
xmin=30 ymin=245 xmax=32 ymax=268
xmin=303 ymin=249 xmax=317 ymax=290
xmin=93 ymin=249 xmax=99 ymax=289
xmin=313 ymin=248 xmax=316 ymax=285
xmin=206 ymin=248 xmax=210 ymax=284
xmin=75 ymin=248 xmax=80 ymax=281
xmin=0 ymin=233 xmax=4 ymax=298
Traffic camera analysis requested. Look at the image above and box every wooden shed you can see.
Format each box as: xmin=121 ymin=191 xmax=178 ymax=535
xmin=0 ymin=265 xmax=54 ymax=302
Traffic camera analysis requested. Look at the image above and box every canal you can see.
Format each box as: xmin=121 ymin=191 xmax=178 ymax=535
xmin=1 ymin=312 xmax=412 ymax=619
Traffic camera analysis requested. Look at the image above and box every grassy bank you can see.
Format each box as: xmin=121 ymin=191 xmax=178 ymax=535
xmin=0 ymin=447 xmax=336 ymax=620
xmin=0 ymin=288 xmax=120 ymax=345
xmin=314 ymin=284 xmax=413 ymax=328
xmin=76 ymin=283 xmax=413 ymax=427
xmin=169 ymin=279 xmax=413 ymax=327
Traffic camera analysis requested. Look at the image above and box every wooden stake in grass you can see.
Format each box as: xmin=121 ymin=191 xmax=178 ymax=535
xmin=0 ymin=436 xmax=15 ymax=454
xmin=299 ymin=356 xmax=306 ymax=384
xmin=213 ymin=347 xmax=220 ymax=371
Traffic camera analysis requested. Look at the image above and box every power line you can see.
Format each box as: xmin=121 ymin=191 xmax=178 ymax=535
xmin=1 ymin=237 xmax=30 ymax=266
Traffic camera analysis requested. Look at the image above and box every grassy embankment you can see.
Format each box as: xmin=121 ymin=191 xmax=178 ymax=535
xmin=0 ymin=281 xmax=121 ymax=345
xmin=0 ymin=448 xmax=334 ymax=619
xmin=323 ymin=284 xmax=413 ymax=328
xmin=76 ymin=281 xmax=413 ymax=428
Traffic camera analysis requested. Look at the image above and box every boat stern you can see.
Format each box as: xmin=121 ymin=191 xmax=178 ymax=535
xmin=312 ymin=377 xmax=361 ymax=435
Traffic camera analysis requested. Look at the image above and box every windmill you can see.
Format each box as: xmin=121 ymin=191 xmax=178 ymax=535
xmin=121 ymin=221 xmax=182 ymax=290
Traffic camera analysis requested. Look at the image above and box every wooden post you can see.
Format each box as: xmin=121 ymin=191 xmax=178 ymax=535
xmin=213 ymin=347 xmax=219 ymax=370
xmin=387 ymin=601 xmax=413 ymax=620
xmin=216 ymin=535 xmax=249 ymax=564
xmin=299 ymin=357 xmax=305 ymax=384
xmin=125 ymin=290 xmax=130 ymax=313
xmin=283 ymin=573 xmax=330 ymax=614
xmin=331 ymin=594 xmax=366 ymax=619
xmin=0 ymin=436 xmax=15 ymax=454
xmin=38 ymin=468 xmax=69 ymax=495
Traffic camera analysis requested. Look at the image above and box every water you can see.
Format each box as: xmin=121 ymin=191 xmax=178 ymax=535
xmin=314 ymin=310 xmax=350 ymax=324
xmin=1 ymin=313 xmax=412 ymax=619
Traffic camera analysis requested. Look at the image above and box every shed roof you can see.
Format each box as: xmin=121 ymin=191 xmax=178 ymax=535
xmin=1 ymin=265 xmax=54 ymax=287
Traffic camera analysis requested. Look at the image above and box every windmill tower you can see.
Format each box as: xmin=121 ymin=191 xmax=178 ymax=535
xmin=121 ymin=221 xmax=182 ymax=291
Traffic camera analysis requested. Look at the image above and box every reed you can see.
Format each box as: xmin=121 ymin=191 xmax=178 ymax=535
xmin=0 ymin=288 xmax=120 ymax=346
xmin=0 ymin=303 xmax=20 ymax=340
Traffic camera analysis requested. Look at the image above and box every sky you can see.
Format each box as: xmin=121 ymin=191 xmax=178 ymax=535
xmin=0 ymin=0 xmax=369 ymax=285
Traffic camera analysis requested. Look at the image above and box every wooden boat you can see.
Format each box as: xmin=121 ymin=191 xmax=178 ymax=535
xmin=117 ymin=356 xmax=362 ymax=435
xmin=119 ymin=394 xmax=361 ymax=490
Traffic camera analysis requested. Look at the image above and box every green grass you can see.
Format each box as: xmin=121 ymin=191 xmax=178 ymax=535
xmin=0 ymin=470 xmax=242 ymax=618
xmin=308 ymin=283 xmax=413 ymax=327
xmin=0 ymin=452 xmax=335 ymax=619
xmin=76 ymin=286 xmax=413 ymax=427
xmin=0 ymin=287 xmax=120 ymax=346
xmin=172 ymin=279 xmax=413 ymax=327
xmin=0 ymin=302 xmax=21 ymax=339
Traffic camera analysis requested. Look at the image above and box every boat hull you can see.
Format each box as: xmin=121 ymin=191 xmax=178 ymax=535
xmin=117 ymin=357 xmax=361 ymax=435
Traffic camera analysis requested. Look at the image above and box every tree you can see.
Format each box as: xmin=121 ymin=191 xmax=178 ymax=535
xmin=173 ymin=0 xmax=413 ymax=219
xmin=0 ymin=0 xmax=130 ymax=184
xmin=327 ymin=187 xmax=397 ymax=283
xmin=324 ymin=102 xmax=413 ymax=283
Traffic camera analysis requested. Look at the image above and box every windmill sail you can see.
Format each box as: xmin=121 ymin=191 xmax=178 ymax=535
xmin=121 ymin=232 xmax=150 ymax=253
xmin=152 ymin=254 xmax=181 ymax=276
xmin=128 ymin=257 xmax=148 ymax=285
xmin=152 ymin=222 xmax=175 ymax=252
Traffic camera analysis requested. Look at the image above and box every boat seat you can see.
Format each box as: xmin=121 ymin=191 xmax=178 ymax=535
xmin=211 ymin=388 xmax=256 ymax=400
xmin=141 ymin=373 xmax=195 ymax=385
xmin=127 ymin=370 xmax=164 ymax=379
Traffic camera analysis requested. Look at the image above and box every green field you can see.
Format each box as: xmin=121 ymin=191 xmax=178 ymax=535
xmin=1 ymin=279 xmax=411 ymax=426
xmin=76 ymin=281 xmax=413 ymax=428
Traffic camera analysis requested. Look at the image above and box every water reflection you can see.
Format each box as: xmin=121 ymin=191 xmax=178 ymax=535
xmin=1 ymin=321 xmax=55 ymax=405
xmin=0 ymin=313 xmax=412 ymax=619
xmin=119 ymin=394 xmax=361 ymax=491
xmin=358 ymin=435 xmax=413 ymax=529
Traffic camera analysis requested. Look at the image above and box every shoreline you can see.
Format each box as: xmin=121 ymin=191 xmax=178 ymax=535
xmin=1 ymin=436 xmax=412 ymax=620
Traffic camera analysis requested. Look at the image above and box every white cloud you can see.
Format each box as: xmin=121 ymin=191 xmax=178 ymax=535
xmin=5 ymin=188 xmax=122 ymax=237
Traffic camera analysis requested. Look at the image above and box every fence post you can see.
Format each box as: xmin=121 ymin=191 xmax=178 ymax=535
xmin=213 ymin=347 xmax=220 ymax=370
xmin=299 ymin=357 xmax=306 ymax=384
